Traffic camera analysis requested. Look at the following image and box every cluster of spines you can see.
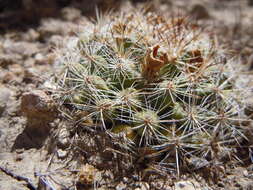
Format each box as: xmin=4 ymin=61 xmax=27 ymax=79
xmin=56 ymin=11 xmax=248 ymax=173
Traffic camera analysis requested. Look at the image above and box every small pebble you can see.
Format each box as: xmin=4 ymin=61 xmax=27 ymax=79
xmin=57 ymin=149 xmax=68 ymax=159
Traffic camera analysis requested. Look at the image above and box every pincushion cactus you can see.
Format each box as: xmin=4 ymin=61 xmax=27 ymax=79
xmin=54 ymin=11 xmax=250 ymax=174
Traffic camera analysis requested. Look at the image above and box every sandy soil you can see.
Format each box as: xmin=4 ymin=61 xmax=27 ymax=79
xmin=0 ymin=0 xmax=253 ymax=189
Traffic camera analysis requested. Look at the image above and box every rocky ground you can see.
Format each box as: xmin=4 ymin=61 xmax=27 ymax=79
xmin=0 ymin=0 xmax=253 ymax=189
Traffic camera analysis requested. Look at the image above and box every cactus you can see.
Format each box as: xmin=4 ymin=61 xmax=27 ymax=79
xmin=54 ymin=11 xmax=250 ymax=175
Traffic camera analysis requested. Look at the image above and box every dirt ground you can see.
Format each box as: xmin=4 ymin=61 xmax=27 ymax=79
xmin=0 ymin=0 xmax=253 ymax=189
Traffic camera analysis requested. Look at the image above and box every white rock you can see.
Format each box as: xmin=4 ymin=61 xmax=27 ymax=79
xmin=57 ymin=149 xmax=68 ymax=159
xmin=175 ymin=181 xmax=197 ymax=190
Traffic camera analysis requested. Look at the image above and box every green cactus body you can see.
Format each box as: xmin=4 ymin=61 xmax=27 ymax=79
xmin=84 ymin=75 xmax=109 ymax=91
xmin=116 ymin=88 xmax=141 ymax=110
xmin=55 ymin=11 xmax=250 ymax=174
xmin=171 ymin=103 xmax=187 ymax=120
xmin=111 ymin=124 xmax=137 ymax=141
xmin=132 ymin=110 xmax=162 ymax=145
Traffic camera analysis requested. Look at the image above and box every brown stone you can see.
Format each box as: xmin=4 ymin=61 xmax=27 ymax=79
xmin=21 ymin=90 xmax=56 ymax=121
xmin=190 ymin=4 xmax=210 ymax=20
